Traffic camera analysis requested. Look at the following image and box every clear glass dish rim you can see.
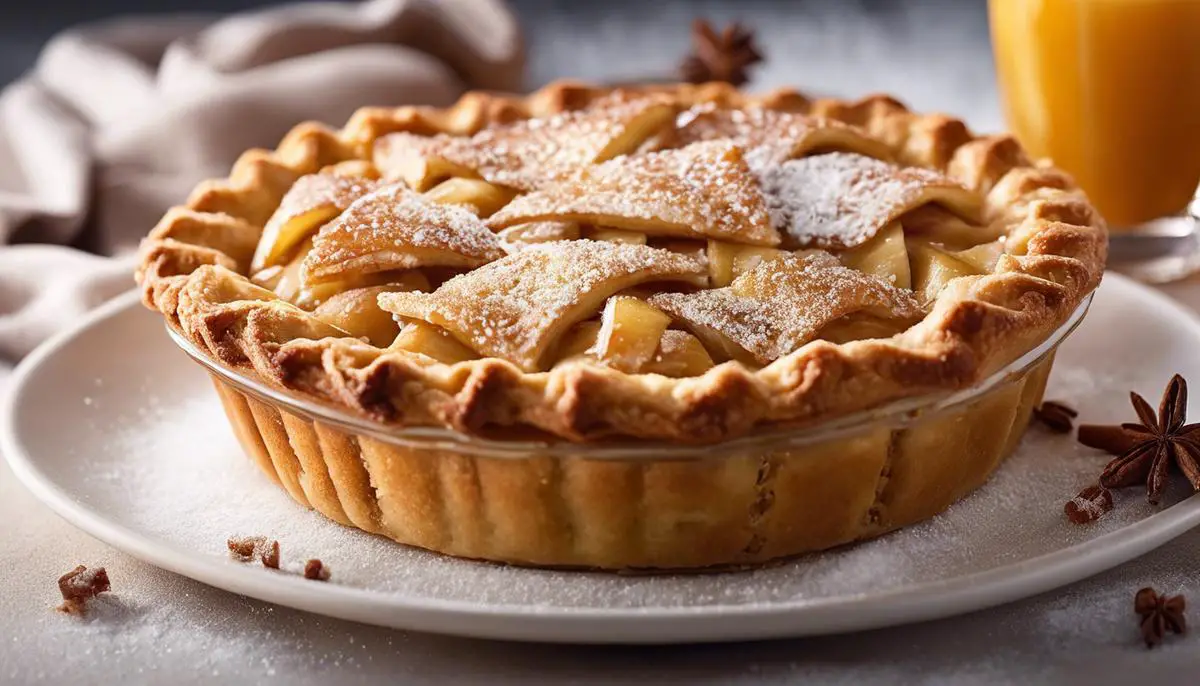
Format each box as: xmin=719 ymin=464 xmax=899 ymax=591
xmin=167 ymin=293 xmax=1092 ymax=461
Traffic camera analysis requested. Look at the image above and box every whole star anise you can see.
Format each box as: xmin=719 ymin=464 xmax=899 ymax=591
xmin=1135 ymin=587 xmax=1187 ymax=648
xmin=1096 ymin=375 xmax=1200 ymax=505
xmin=680 ymin=19 xmax=764 ymax=87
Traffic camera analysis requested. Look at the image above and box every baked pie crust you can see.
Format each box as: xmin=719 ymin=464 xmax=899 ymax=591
xmin=649 ymin=251 xmax=923 ymax=365
xmin=301 ymin=182 xmax=505 ymax=284
xmin=489 ymin=140 xmax=779 ymax=245
xmin=374 ymin=92 xmax=677 ymax=192
xmin=663 ymin=103 xmax=894 ymax=172
xmin=379 ymin=240 xmax=705 ymax=372
xmin=137 ymin=81 xmax=1105 ymax=570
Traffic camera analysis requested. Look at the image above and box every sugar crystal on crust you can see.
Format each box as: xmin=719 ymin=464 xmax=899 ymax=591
xmin=56 ymin=565 xmax=111 ymax=615
xmin=271 ymin=173 xmax=379 ymax=228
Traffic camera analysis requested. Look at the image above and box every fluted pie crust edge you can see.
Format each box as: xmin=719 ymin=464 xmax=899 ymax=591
xmin=136 ymin=80 xmax=1104 ymax=444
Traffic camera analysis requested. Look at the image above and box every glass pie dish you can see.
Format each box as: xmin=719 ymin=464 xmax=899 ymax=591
xmin=168 ymin=294 xmax=1090 ymax=571
xmin=137 ymin=81 xmax=1105 ymax=571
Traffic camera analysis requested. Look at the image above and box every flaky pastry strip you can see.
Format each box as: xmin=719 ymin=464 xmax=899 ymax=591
xmin=489 ymin=141 xmax=779 ymax=246
xmin=378 ymin=241 xmax=706 ymax=372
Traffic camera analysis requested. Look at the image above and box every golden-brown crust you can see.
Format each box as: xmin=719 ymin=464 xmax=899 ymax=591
xmin=136 ymin=80 xmax=1106 ymax=444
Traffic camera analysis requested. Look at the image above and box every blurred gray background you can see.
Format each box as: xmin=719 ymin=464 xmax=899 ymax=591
xmin=0 ymin=0 xmax=1002 ymax=129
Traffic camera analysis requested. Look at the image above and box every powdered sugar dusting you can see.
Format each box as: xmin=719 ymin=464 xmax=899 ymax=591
xmin=651 ymin=251 xmax=922 ymax=364
xmin=497 ymin=221 xmax=581 ymax=252
xmin=378 ymin=240 xmax=705 ymax=371
xmin=760 ymin=152 xmax=975 ymax=249
xmin=411 ymin=93 xmax=671 ymax=192
xmin=669 ymin=104 xmax=883 ymax=174
xmin=489 ymin=141 xmax=778 ymax=245
xmin=303 ymin=183 xmax=504 ymax=283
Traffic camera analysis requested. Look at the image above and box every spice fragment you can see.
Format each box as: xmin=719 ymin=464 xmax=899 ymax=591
xmin=304 ymin=559 xmax=331 ymax=581
xmin=1033 ymin=400 xmax=1078 ymax=433
xmin=56 ymin=565 xmax=111 ymax=615
xmin=1063 ymin=484 xmax=1113 ymax=524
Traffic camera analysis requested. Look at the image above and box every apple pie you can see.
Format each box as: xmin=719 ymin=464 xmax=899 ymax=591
xmin=137 ymin=81 xmax=1105 ymax=570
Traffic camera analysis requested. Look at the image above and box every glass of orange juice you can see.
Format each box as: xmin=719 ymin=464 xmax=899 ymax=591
xmin=990 ymin=0 xmax=1200 ymax=281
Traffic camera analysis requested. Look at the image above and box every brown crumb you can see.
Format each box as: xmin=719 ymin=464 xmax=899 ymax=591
xmin=1064 ymin=484 xmax=1113 ymax=524
xmin=303 ymin=559 xmax=331 ymax=581
xmin=227 ymin=535 xmax=280 ymax=569
xmin=56 ymin=565 xmax=110 ymax=615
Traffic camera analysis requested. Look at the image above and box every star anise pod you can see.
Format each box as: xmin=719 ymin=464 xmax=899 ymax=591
xmin=680 ymin=19 xmax=764 ymax=87
xmin=1135 ymin=587 xmax=1187 ymax=648
xmin=1096 ymin=375 xmax=1200 ymax=505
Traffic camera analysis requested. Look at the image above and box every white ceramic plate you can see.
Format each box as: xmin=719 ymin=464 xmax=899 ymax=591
xmin=5 ymin=275 xmax=1200 ymax=644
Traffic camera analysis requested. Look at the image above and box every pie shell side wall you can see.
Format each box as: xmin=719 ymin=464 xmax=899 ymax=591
xmin=208 ymin=353 xmax=1053 ymax=569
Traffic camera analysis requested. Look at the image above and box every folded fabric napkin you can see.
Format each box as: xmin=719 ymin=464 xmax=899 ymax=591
xmin=0 ymin=0 xmax=523 ymax=361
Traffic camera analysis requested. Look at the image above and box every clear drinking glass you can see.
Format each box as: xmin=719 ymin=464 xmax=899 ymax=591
xmin=989 ymin=0 xmax=1200 ymax=282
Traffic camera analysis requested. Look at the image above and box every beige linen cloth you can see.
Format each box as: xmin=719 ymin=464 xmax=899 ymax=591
xmin=0 ymin=0 xmax=523 ymax=361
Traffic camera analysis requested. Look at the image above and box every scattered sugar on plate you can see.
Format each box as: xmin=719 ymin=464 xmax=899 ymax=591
xmin=57 ymin=358 xmax=1187 ymax=614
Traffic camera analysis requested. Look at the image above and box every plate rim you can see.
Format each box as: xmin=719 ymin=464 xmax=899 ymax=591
xmin=6 ymin=277 xmax=1200 ymax=644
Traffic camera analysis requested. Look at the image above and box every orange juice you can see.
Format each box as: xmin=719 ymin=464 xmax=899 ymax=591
xmin=990 ymin=0 xmax=1200 ymax=228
